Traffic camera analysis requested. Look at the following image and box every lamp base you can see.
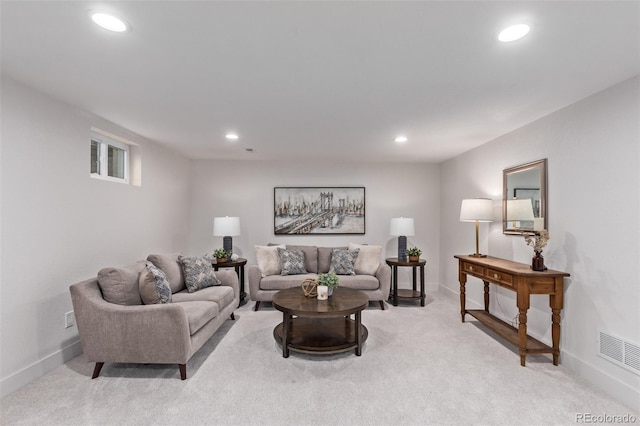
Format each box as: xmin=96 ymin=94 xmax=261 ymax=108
xmin=397 ymin=236 xmax=407 ymax=262
xmin=223 ymin=236 xmax=233 ymax=254
xmin=469 ymin=253 xmax=487 ymax=258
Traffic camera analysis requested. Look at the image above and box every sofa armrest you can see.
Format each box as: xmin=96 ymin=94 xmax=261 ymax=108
xmin=248 ymin=265 xmax=263 ymax=299
xmin=375 ymin=263 xmax=391 ymax=300
xmin=215 ymin=269 xmax=240 ymax=306
xmin=70 ymin=279 xmax=192 ymax=364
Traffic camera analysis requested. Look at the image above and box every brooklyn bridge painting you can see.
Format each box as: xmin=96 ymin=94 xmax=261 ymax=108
xmin=274 ymin=187 xmax=365 ymax=235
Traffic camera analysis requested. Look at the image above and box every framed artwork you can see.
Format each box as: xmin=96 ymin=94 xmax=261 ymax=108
xmin=274 ymin=187 xmax=365 ymax=235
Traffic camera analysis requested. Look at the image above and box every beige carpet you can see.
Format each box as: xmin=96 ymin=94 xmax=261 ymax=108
xmin=1 ymin=292 xmax=636 ymax=425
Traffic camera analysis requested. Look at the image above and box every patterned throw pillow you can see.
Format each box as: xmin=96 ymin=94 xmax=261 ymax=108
xmin=178 ymin=255 xmax=221 ymax=293
xmin=139 ymin=261 xmax=172 ymax=304
xmin=329 ymin=248 xmax=359 ymax=275
xmin=277 ymin=248 xmax=307 ymax=275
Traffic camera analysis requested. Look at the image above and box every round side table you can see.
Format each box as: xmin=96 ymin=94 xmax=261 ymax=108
xmin=385 ymin=257 xmax=427 ymax=307
xmin=213 ymin=258 xmax=248 ymax=305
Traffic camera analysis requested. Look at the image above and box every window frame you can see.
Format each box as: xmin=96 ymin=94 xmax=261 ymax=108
xmin=90 ymin=132 xmax=130 ymax=184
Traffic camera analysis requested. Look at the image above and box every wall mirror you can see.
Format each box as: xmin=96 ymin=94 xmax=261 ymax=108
xmin=503 ymin=159 xmax=547 ymax=235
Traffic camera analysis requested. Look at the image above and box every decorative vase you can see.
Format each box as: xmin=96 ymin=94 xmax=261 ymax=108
xmin=531 ymin=251 xmax=546 ymax=271
xmin=328 ymin=287 xmax=334 ymax=296
xmin=317 ymin=285 xmax=328 ymax=300
xmin=408 ymin=256 xmax=419 ymax=262
xmin=216 ymin=257 xmax=227 ymax=263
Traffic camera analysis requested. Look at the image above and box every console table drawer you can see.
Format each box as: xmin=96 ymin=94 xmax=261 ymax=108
xmin=487 ymin=268 xmax=514 ymax=287
xmin=462 ymin=262 xmax=485 ymax=277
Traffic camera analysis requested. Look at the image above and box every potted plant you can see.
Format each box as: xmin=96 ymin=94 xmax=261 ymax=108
xmin=317 ymin=272 xmax=339 ymax=296
xmin=213 ymin=248 xmax=231 ymax=263
xmin=406 ymin=247 xmax=422 ymax=262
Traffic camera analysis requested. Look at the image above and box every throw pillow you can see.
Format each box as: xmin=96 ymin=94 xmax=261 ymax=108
xmin=178 ymin=255 xmax=221 ymax=293
xmin=348 ymin=243 xmax=382 ymax=276
xmin=329 ymin=248 xmax=359 ymax=275
xmin=139 ymin=261 xmax=172 ymax=304
xmin=255 ymin=244 xmax=285 ymax=277
xmin=277 ymin=248 xmax=308 ymax=275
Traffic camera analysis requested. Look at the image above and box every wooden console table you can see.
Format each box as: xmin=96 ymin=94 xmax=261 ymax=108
xmin=454 ymin=255 xmax=569 ymax=366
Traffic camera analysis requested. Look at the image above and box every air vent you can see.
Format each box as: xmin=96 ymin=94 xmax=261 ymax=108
xmin=599 ymin=331 xmax=640 ymax=376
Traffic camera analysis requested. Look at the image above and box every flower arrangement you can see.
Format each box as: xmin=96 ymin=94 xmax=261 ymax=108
xmin=524 ymin=230 xmax=550 ymax=253
xmin=317 ymin=272 xmax=339 ymax=288
xmin=213 ymin=248 xmax=231 ymax=259
xmin=406 ymin=247 xmax=422 ymax=257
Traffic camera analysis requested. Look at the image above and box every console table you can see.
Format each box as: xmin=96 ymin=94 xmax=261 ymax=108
xmin=454 ymin=255 xmax=570 ymax=366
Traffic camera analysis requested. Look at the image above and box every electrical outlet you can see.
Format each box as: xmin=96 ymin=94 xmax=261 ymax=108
xmin=65 ymin=311 xmax=75 ymax=329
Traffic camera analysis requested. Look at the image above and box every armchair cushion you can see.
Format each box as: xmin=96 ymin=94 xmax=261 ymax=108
xmin=139 ymin=262 xmax=172 ymax=304
xmin=97 ymin=261 xmax=145 ymax=305
xmin=178 ymin=255 xmax=221 ymax=293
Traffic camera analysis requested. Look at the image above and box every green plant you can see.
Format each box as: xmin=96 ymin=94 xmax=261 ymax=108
xmin=406 ymin=247 xmax=422 ymax=257
xmin=317 ymin=272 xmax=339 ymax=288
xmin=213 ymin=248 xmax=230 ymax=259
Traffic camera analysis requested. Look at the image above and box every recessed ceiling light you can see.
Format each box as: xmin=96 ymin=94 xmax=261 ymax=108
xmin=225 ymin=133 xmax=239 ymax=141
xmin=394 ymin=136 xmax=408 ymax=143
xmin=91 ymin=12 xmax=128 ymax=32
xmin=498 ymin=24 xmax=530 ymax=42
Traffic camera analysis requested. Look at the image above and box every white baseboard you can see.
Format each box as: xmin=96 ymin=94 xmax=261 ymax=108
xmin=438 ymin=283 xmax=640 ymax=412
xmin=0 ymin=340 xmax=83 ymax=399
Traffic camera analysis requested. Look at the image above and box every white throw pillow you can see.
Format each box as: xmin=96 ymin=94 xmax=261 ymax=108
xmin=348 ymin=243 xmax=382 ymax=276
xmin=255 ymin=245 xmax=286 ymax=277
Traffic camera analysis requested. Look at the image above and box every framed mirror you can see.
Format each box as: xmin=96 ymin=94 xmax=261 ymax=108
xmin=503 ymin=159 xmax=547 ymax=235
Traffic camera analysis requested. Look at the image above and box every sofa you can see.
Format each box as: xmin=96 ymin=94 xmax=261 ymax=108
xmin=248 ymin=244 xmax=390 ymax=311
xmin=69 ymin=253 xmax=239 ymax=380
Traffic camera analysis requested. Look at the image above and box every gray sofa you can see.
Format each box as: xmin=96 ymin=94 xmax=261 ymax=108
xmin=248 ymin=245 xmax=390 ymax=311
xmin=69 ymin=253 xmax=239 ymax=380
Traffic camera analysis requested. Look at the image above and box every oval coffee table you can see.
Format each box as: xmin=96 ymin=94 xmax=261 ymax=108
xmin=272 ymin=287 xmax=369 ymax=358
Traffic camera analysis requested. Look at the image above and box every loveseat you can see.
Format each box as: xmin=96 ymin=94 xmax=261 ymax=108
xmin=248 ymin=244 xmax=390 ymax=311
xmin=69 ymin=253 xmax=239 ymax=380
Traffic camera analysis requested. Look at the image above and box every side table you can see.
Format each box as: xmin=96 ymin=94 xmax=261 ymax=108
xmin=213 ymin=258 xmax=248 ymax=305
xmin=385 ymin=257 xmax=426 ymax=307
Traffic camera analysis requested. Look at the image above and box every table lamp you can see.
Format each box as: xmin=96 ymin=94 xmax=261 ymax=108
xmin=390 ymin=217 xmax=415 ymax=262
xmin=459 ymin=198 xmax=493 ymax=257
xmin=213 ymin=216 xmax=240 ymax=254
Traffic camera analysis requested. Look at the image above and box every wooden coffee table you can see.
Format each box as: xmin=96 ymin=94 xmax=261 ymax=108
xmin=272 ymin=287 xmax=369 ymax=358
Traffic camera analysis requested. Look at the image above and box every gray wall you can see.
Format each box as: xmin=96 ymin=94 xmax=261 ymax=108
xmin=439 ymin=75 xmax=640 ymax=410
xmin=0 ymin=77 xmax=192 ymax=397
xmin=188 ymin=159 xmax=441 ymax=289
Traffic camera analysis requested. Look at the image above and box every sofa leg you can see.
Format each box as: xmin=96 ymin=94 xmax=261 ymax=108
xmin=254 ymin=301 xmax=261 ymax=311
xmin=92 ymin=362 xmax=104 ymax=379
xmin=230 ymin=312 xmax=235 ymax=320
xmin=179 ymin=364 xmax=187 ymax=380
xmin=379 ymin=301 xmax=386 ymax=310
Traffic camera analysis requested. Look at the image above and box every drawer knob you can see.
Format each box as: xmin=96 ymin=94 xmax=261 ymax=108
xmin=494 ymin=273 xmax=500 ymax=279
xmin=469 ymin=266 xmax=474 ymax=272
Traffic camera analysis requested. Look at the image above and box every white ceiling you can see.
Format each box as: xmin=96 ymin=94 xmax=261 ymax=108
xmin=2 ymin=1 xmax=639 ymax=163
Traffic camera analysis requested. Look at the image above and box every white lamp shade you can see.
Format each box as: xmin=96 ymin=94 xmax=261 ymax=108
xmin=390 ymin=217 xmax=415 ymax=236
xmin=213 ymin=216 xmax=241 ymax=236
xmin=506 ymin=199 xmax=535 ymax=221
xmin=460 ymin=199 xmax=493 ymax=222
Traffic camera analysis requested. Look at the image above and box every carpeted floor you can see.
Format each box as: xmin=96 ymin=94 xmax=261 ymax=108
xmin=1 ymin=292 xmax=636 ymax=425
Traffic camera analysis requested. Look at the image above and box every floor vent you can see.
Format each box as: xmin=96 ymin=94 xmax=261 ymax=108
xmin=599 ymin=331 xmax=640 ymax=376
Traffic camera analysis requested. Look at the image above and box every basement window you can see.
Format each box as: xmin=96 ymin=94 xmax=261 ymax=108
xmin=90 ymin=131 xmax=130 ymax=183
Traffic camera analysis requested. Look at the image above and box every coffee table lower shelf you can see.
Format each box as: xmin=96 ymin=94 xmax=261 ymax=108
xmin=273 ymin=317 xmax=368 ymax=355
xmin=466 ymin=309 xmax=552 ymax=354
